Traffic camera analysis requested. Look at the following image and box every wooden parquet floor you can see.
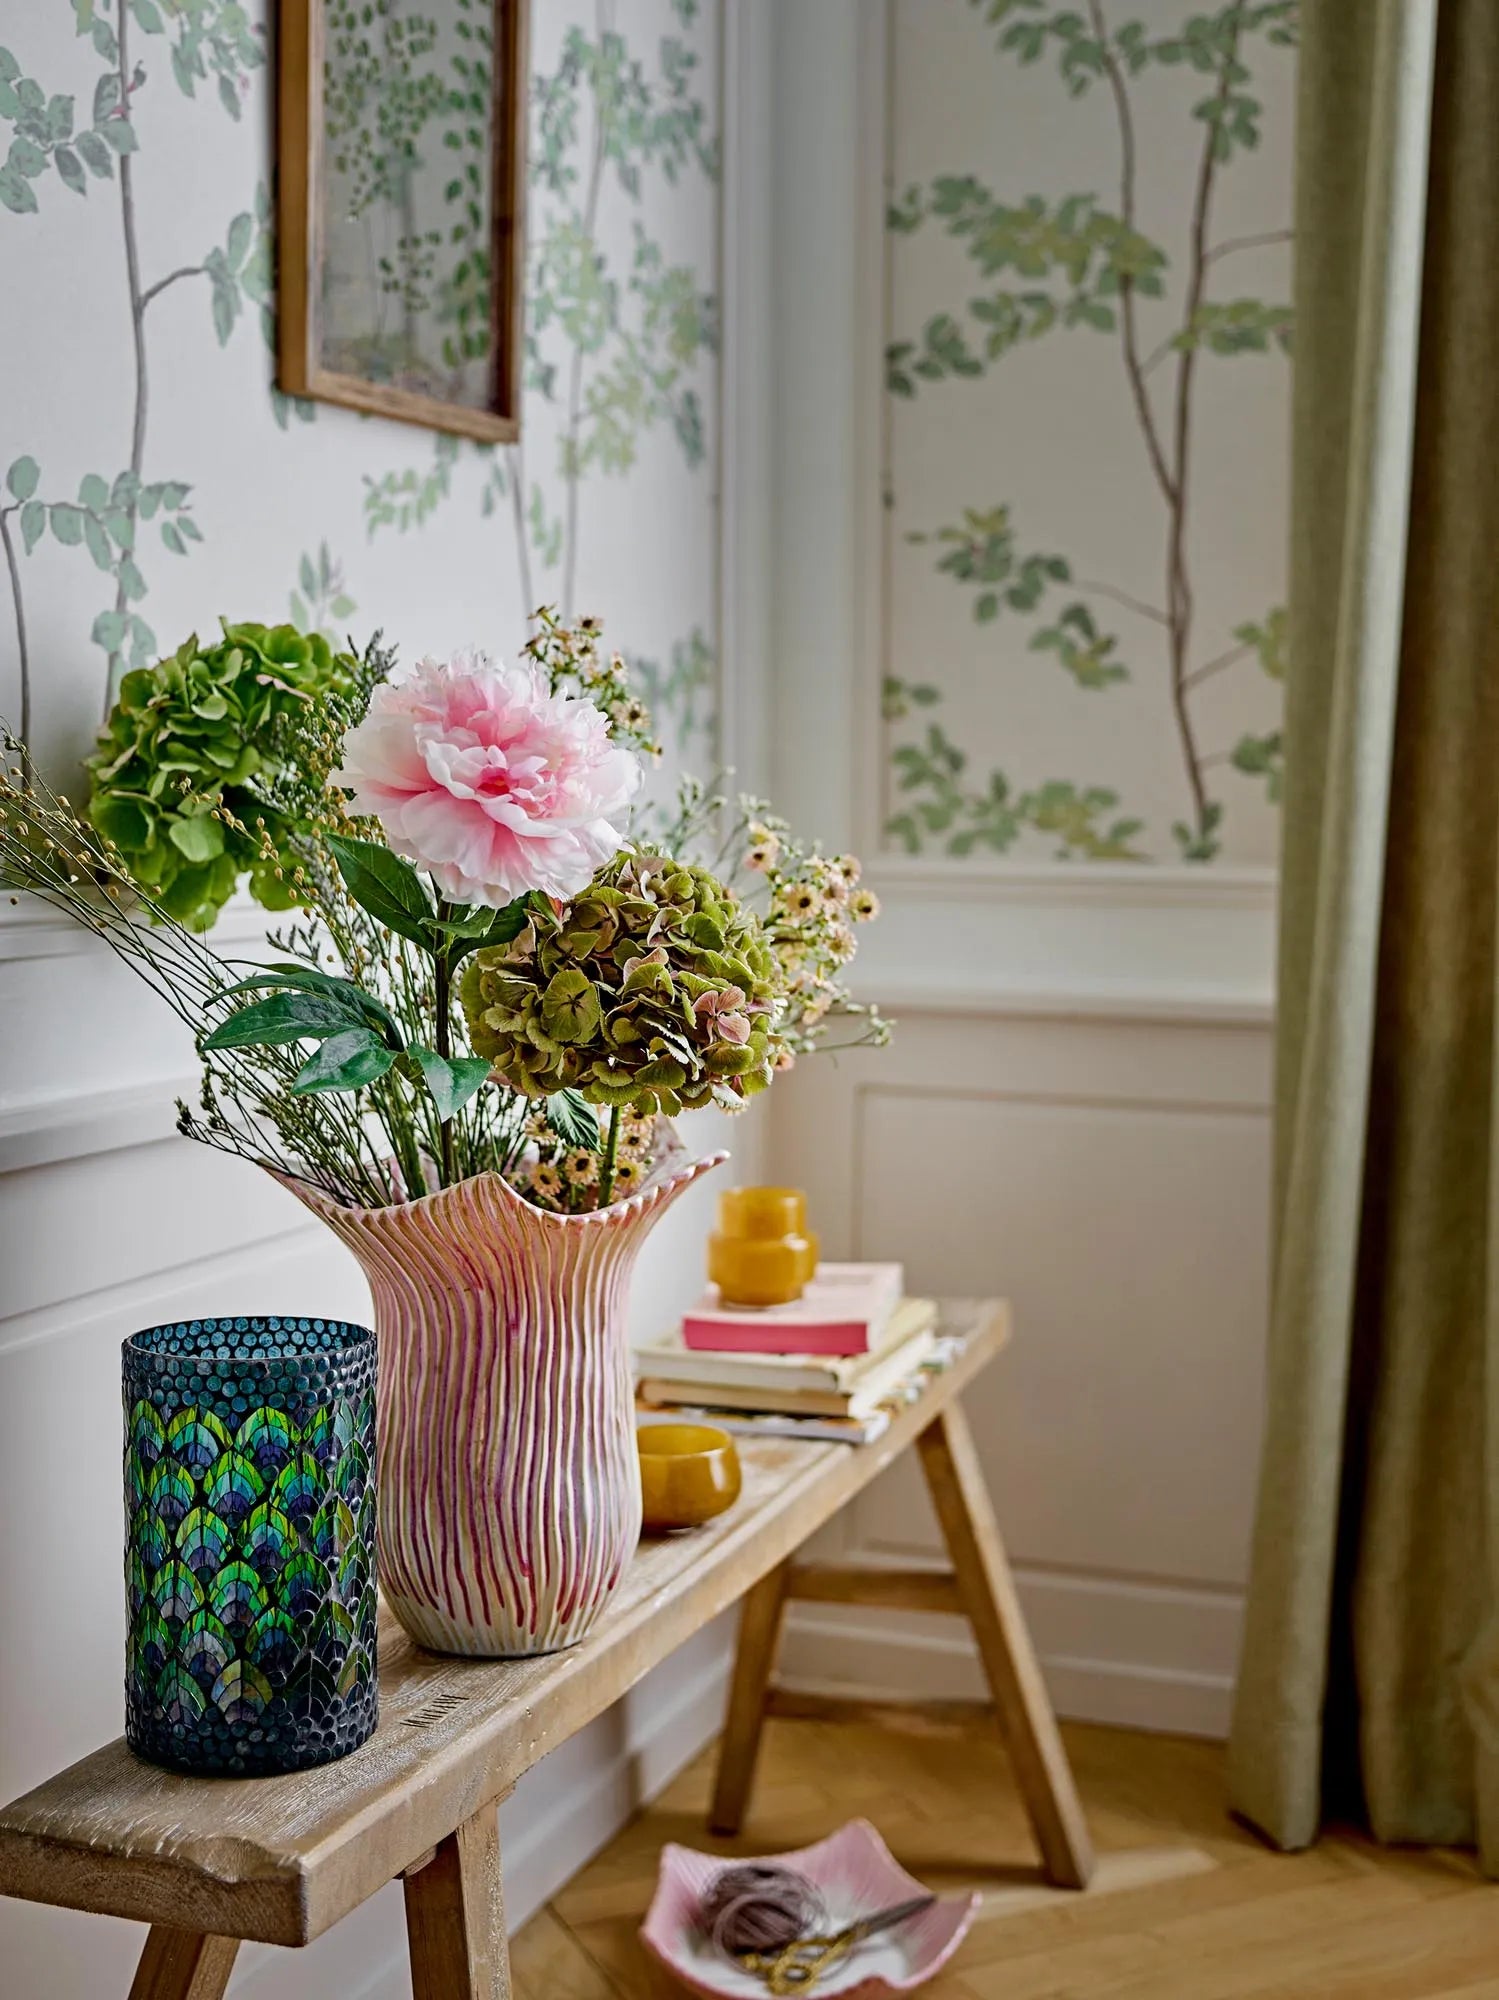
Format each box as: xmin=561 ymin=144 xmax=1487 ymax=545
xmin=509 ymin=1712 xmax=1499 ymax=1999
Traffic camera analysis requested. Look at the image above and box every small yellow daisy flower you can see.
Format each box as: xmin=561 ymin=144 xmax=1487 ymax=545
xmin=612 ymin=1157 xmax=644 ymax=1193
xmin=619 ymin=1125 xmax=653 ymax=1163
xmin=833 ymin=854 xmax=862 ymax=887
xmin=564 ymin=1148 xmax=599 ymax=1185
xmin=850 ymin=887 xmax=881 ymax=922
xmin=533 ymin=1162 xmax=564 ymax=1200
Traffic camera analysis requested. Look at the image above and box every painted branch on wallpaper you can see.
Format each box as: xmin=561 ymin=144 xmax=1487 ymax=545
xmin=885 ymin=0 xmax=1294 ymax=864
xmin=0 ymin=0 xmax=270 ymax=733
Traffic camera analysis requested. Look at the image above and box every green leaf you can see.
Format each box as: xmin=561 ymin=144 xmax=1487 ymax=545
xmin=409 ymin=1045 xmax=492 ymax=1120
xmin=91 ymin=609 xmax=128 ymax=651
xmin=75 ymin=127 xmax=112 ymax=178
xmin=83 ymin=513 xmax=112 ymax=570
xmin=9 ymin=136 xmax=47 ymax=179
xmin=221 ymin=963 xmax=403 ymax=1045
xmin=130 ymin=0 xmax=164 ymax=28
xmin=0 ymin=165 xmax=38 ymax=213
xmin=101 ymin=116 xmax=137 ymax=155
xmin=217 ymin=74 xmax=240 ymax=121
xmin=545 ymin=1089 xmax=601 ymax=1150
xmin=211 ymin=276 xmax=237 ymax=345
xmin=325 ymin=833 xmax=435 ymax=950
xmin=6 ymin=456 xmax=39 ymax=501
xmin=91 ymin=792 xmax=151 ymax=849
xmin=53 ymin=143 xmax=85 ymax=194
xmin=49 ymin=502 xmax=84 ymax=544
xmin=291 ymin=1027 xmax=397 ymax=1095
xmin=436 ymin=897 xmax=531 ymax=966
xmin=19 ymin=499 xmax=45 ymax=552
xmin=203 ymin=989 xmax=365 ymax=1052
xmin=226 ymin=210 xmax=252 ymax=268
xmin=168 ymin=812 xmax=226 ymax=864
xmin=78 ymin=471 xmax=109 ymax=509
xmin=161 ymin=520 xmax=185 ymax=554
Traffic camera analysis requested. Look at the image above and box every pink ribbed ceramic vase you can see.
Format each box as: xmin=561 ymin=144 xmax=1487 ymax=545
xmin=279 ymin=1131 xmax=725 ymax=1657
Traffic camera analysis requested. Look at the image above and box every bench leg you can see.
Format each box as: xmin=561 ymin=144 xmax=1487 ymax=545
xmin=917 ymin=1401 xmax=1096 ymax=1889
xmin=127 ymin=1928 xmax=239 ymax=2000
xmin=404 ymin=1804 xmax=510 ymax=2000
xmin=709 ymin=1558 xmax=790 ymax=1835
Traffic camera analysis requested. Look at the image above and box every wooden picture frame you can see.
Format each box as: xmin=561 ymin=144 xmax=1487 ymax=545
xmin=277 ymin=0 xmax=528 ymax=444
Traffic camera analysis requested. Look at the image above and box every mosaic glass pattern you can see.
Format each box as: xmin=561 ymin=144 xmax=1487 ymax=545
xmin=122 ymin=1315 xmax=378 ymax=1775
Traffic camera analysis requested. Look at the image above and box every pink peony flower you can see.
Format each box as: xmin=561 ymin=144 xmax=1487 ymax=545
xmin=333 ymin=650 xmax=641 ymax=908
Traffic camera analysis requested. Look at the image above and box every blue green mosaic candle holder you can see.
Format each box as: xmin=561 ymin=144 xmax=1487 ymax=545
xmin=122 ymin=1315 xmax=379 ymax=1776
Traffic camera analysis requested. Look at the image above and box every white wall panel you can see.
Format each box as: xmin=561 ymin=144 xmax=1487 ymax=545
xmin=767 ymin=1002 xmax=1272 ymax=1738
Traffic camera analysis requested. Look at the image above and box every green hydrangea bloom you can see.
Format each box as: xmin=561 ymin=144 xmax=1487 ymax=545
xmin=461 ymin=850 xmax=789 ymax=1116
xmin=87 ymin=621 xmax=358 ymax=931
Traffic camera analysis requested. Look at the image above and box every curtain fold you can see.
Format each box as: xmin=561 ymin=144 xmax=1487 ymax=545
xmin=1229 ymin=0 xmax=1499 ymax=1863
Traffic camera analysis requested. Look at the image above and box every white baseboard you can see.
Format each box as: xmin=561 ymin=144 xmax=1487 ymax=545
xmin=499 ymin=1630 xmax=735 ymax=1927
xmin=778 ymin=1562 xmax=1241 ymax=1742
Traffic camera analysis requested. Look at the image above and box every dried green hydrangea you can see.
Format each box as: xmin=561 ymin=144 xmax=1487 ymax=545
xmin=86 ymin=621 xmax=358 ymax=930
xmin=461 ymin=850 xmax=788 ymax=1116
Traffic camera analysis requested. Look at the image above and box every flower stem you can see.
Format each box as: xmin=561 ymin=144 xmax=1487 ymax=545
xmin=433 ymin=896 xmax=457 ymax=1187
xmin=598 ymin=1102 xmax=622 ymax=1206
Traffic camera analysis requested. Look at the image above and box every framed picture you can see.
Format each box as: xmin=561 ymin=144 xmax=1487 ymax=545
xmin=277 ymin=0 xmax=528 ymax=443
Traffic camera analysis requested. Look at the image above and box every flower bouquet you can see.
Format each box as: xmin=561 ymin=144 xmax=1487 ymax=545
xmin=1 ymin=613 xmax=887 ymax=1656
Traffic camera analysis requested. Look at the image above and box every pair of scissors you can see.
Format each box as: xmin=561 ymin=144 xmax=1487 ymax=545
xmin=739 ymin=1892 xmax=936 ymax=1994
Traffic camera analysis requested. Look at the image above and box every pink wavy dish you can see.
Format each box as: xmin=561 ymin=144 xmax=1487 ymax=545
xmin=640 ymin=1819 xmax=980 ymax=1997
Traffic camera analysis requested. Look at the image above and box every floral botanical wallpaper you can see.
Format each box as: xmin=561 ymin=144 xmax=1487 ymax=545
xmin=883 ymin=0 xmax=1295 ymax=866
xmin=0 ymin=0 xmax=720 ymax=788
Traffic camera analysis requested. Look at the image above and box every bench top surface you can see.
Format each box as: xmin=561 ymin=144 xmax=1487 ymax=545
xmin=0 ymin=1299 xmax=1005 ymax=1946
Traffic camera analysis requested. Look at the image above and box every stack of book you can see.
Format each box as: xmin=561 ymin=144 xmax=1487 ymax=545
xmin=634 ymin=1263 xmax=947 ymax=1445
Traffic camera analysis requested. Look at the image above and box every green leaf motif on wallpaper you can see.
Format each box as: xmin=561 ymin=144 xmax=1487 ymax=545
xmin=289 ymin=543 xmax=358 ymax=645
xmin=1175 ymin=297 xmax=1292 ymax=357
xmin=362 ymin=436 xmax=460 ymax=537
xmin=1 ymin=2 xmax=272 ymax=733
xmin=884 ymin=184 xmax=1166 ymax=393
xmin=1234 ymin=606 xmax=1286 ymax=681
xmin=884 ymin=0 xmax=1297 ymax=864
xmin=1229 ymin=727 xmax=1283 ymax=802
xmin=629 ymin=628 xmax=715 ymax=769
xmin=888 ymin=700 xmax=1146 ymax=863
xmin=882 ymin=676 xmax=942 ymax=723
xmin=0 ymin=43 xmax=127 ymax=212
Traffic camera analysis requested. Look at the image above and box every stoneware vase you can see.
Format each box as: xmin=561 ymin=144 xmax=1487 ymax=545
xmin=123 ymin=1313 xmax=379 ymax=1776
xmin=281 ymin=1124 xmax=725 ymax=1658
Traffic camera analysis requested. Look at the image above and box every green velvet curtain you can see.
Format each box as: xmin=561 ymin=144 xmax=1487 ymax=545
xmin=1229 ymin=0 xmax=1499 ymax=1864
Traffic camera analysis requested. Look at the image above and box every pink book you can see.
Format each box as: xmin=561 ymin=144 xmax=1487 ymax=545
xmin=681 ymin=1262 xmax=905 ymax=1356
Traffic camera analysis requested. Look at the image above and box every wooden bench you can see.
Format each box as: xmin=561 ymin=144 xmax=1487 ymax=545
xmin=0 ymin=1299 xmax=1093 ymax=1998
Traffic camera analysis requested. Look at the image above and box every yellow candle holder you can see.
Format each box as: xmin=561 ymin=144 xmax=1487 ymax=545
xmin=707 ymin=1186 xmax=819 ymax=1308
xmin=637 ymin=1423 xmax=742 ymax=1531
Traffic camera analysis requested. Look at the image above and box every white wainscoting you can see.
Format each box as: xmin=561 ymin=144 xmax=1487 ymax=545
xmin=766 ymin=994 xmax=1273 ymax=1740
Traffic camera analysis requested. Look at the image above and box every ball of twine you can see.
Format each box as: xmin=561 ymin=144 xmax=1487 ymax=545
xmin=699 ymin=1862 xmax=826 ymax=1957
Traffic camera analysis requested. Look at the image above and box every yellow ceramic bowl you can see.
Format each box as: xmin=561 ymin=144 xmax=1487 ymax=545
xmin=637 ymin=1423 xmax=742 ymax=1532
